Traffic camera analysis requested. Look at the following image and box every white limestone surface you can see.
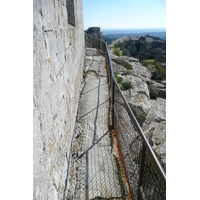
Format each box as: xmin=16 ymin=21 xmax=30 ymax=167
xmin=33 ymin=0 xmax=84 ymax=199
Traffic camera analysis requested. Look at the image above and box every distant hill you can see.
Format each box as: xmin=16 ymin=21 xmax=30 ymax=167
xmin=109 ymin=35 xmax=166 ymax=62
xmin=102 ymin=29 xmax=166 ymax=44
xmin=108 ymin=34 xmax=166 ymax=81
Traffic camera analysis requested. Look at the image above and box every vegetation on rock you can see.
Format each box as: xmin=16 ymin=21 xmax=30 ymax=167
xmin=111 ymin=35 xmax=166 ymax=63
xmin=122 ymin=81 xmax=132 ymax=90
xmin=114 ymin=73 xmax=132 ymax=90
xmin=113 ymin=47 xmax=121 ymax=57
xmin=142 ymin=59 xmax=166 ymax=81
xmin=114 ymin=42 xmax=123 ymax=49
xmin=126 ymin=64 xmax=132 ymax=70
xmin=122 ymin=48 xmax=130 ymax=56
xmin=114 ymin=73 xmax=123 ymax=84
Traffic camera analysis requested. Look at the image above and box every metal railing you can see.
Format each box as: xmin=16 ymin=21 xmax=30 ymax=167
xmin=85 ymin=36 xmax=166 ymax=200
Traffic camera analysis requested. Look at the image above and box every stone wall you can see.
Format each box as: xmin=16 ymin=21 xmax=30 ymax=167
xmin=33 ymin=0 xmax=84 ymax=199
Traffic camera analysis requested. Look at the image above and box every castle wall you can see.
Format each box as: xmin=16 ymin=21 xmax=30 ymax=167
xmin=33 ymin=0 xmax=84 ymax=199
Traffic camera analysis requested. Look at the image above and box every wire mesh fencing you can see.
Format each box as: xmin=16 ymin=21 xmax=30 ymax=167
xmin=86 ymin=36 xmax=166 ymax=200
xmin=113 ymin=81 xmax=166 ymax=200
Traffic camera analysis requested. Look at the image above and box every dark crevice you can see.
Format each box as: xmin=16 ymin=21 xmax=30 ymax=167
xmin=43 ymin=29 xmax=54 ymax=33
xmin=91 ymin=197 xmax=122 ymax=200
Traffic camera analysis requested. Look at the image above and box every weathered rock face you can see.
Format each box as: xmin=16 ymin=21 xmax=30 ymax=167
xmin=33 ymin=0 xmax=84 ymax=199
xmin=148 ymin=80 xmax=166 ymax=99
xmin=110 ymin=54 xmax=152 ymax=82
xmin=129 ymin=57 xmax=139 ymax=62
xmin=85 ymin=27 xmax=104 ymax=46
xmin=121 ymin=75 xmax=150 ymax=124
xmin=110 ymin=35 xmax=166 ymax=62
xmin=109 ymin=52 xmax=166 ymax=170
xmin=142 ymin=98 xmax=166 ymax=170
xmin=85 ymin=27 xmax=104 ymax=39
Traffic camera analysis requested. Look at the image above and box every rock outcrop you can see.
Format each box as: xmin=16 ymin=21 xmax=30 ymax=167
xmin=121 ymin=76 xmax=151 ymax=125
xmin=148 ymin=80 xmax=166 ymax=99
xmin=142 ymin=98 xmax=166 ymax=170
xmin=110 ymin=35 xmax=166 ymax=62
xmin=109 ymin=54 xmax=152 ymax=82
xmin=85 ymin=27 xmax=104 ymax=40
xmin=85 ymin=27 xmax=104 ymax=46
xmin=109 ymin=44 xmax=166 ymax=170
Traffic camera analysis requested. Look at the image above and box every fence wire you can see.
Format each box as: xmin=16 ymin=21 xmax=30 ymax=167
xmin=86 ymin=36 xmax=166 ymax=200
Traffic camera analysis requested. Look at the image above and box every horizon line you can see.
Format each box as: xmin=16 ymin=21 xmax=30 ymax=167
xmin=101 ymin=28 xmax=166 ymax=30
xmin=85 ymin=27 xmax=166 ymax=31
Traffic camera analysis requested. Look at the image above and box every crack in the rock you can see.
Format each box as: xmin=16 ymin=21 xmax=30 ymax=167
xmin=53 ymin=182 xmax=59 ymax=192
xmin=90 ymin=196 xmax=122 ymax=200
xmin=43 ymin=29 xmax=54 ymax=33
xmin=87 ymin=70 xmax=107 ymax=78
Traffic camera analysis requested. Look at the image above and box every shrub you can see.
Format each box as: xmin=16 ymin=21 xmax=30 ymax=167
xmin=126 ymin=64 xmax=132 ymax=70
xmin=114 ymin=73 xmax=123 ymax=84
xmin=113 ymin=48 xmax=121 ymax=57
xmin=117 ymin=76 xmax=123 ymax=84
xmin=122 ymin=48 xmax=130 ymax=56
xmin=114 ymin=42 xmax=123 ymax=49
xmin=155 ymin=63 xmax=166 ymax=80
xmin=152 ymin=69 xmax=159 ymax=79
xmin=135 ymin=42 xmax=140 ymax=53
xmin=126 ymin=69 xmax=130 ymax=75
xmin=122 ymin=81 xmax=132 ymax=90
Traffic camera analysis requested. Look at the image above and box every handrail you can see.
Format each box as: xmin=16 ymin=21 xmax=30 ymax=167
xmin=113 ymin=76 xmax=166 ymax=183
xmin=85 ymin=35 xmax=166 ymax=199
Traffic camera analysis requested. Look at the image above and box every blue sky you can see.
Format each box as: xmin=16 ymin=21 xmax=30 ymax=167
xmin=83 ymin=0 xmax=166 ymax=30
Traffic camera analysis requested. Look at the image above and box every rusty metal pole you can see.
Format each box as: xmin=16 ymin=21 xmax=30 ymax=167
xmin=111 ymin=76 xmax=114 ymax=129
xmin=137 ymin=144 xmax=146 ymax=199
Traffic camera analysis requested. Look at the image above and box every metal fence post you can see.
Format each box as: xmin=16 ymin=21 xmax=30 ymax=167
xmin=111 ymin=76 xmax=114 ymax=129
xmin=99 ymin=36 xmax=101 ymax=51
xmin=137 ymin=143 xmax=146 ymax=199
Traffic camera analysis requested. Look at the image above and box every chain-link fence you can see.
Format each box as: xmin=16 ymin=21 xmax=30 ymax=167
xmin=86 ymin=37 xmax=166 ymax=200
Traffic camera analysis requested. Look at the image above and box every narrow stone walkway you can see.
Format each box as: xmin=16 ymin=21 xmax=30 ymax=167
xmin=67 ymin=49 xmax=125 ymax=200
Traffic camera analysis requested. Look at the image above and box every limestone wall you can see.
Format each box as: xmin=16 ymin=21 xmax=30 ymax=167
xmin=33 ymin=0 xmax=84 ymax=199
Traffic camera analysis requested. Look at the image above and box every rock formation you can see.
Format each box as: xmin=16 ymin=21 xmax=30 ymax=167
xmin=85 ymin=27 xmax=104 ymax=48
xmin=109 ymin=46 xmax=166 ymax=170
xmin=85 ymin=27 xmax=104 ymax=40
xmin=110 ymin=35 xmax=166 ymax=66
